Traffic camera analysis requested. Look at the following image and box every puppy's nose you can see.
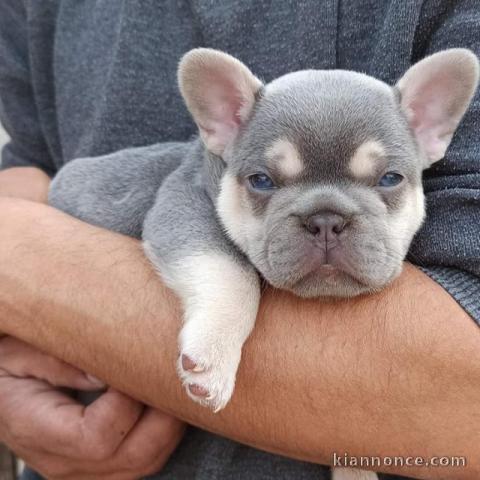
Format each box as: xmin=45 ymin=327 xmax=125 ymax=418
xmin=304 ymin=212 xmax=347 ymax=239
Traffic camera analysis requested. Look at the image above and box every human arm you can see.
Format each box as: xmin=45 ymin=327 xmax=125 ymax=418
xmin=0 ymin=198 xmax=478 ymax=480
xmin=0 ymin=4 xmax=188 ymax=478
xmin=0 ymin=161 xmax=186 ymax=480
xmin=0 ymin=168 xmax=186 ymax=479
xmin=0 ymin=166 xmax=188 ymax=479
xmin=0 ymin=140 xmax=51 ymax=341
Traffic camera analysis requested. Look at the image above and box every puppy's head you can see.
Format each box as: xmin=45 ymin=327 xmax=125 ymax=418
xmin=179 ymin=48 xmax=479 ymax=297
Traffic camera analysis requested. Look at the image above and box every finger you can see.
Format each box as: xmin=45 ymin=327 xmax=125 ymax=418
xmin=1 ymin=379 xmax=180 ymax=480
xmin=80 ymin=389 xmax=144 ymax=460
xmin=69 ymin=408 xmax=185 ymax=479
xmin=57 ymin=408 xmax=183 ymax=478
xmin=10 ymin=448 xmax=84 ymax=480
xmin=0 ymin=374 xmax=81 ymax=455
xmin=0 ymin=377 xmax=141 ymax=461
xmin=19 ymin=451 xmax=148 ymax=480
xmin=116 ymin=408 xmax=185 ymax=474
xmin=0 ymin=337 xmax=105 ymax=390
xmin=14 ymin=449 xmax=135 ymax=480
xmin=26 ymin=388 xmax=143 ymax=461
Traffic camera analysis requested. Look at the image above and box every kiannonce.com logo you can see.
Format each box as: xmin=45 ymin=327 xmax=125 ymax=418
xmin=332 ymin=452 xmax=467 ymax=469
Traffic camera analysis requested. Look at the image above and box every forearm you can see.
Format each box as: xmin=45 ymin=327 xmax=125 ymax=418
xmin=0 ymin=199 xmax=478 ymax=479
xmin=0 ymin=167 xmax=50 ymax=339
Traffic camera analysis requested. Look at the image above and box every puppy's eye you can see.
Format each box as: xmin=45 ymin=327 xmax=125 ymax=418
xmin=248 ymin=173 xmax=276 ymax=190
xmin=377 ymin=172 xmax=404 ymax=187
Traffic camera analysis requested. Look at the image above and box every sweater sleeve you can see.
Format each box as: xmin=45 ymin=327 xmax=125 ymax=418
xmin=407 ymin=0 xmax=480 ymax=323
xmin=0 ymin=0 xmax=55 ymax=175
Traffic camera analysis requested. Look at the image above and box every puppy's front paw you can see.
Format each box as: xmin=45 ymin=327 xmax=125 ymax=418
xmin=177 ymin=321 xmax=242 ymax=412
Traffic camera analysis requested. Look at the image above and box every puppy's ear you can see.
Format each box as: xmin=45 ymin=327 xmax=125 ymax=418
xmin=396 ymin=48 xmax=479 ymax=166
xmin=178 ymin=48 xmax=263 ymax=156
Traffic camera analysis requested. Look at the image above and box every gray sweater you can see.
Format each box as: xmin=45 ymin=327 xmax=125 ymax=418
xmin=1 ymin=1 xmax=478 ymax=479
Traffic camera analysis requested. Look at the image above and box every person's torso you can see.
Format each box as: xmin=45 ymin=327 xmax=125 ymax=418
xmin=25 ymin=0 xmax=432 ymax=169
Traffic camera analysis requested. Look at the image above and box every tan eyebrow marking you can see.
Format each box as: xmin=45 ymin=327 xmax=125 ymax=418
xmin=349 ymin=140 xmax=385 ymax=178
xmin=265 ymin=138 xmax=304 ymax=177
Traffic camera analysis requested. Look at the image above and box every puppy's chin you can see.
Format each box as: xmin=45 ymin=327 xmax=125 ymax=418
xmin=264 ymin=261 xmax=403 ymax=298
xmin=266 ymin=270 xmax=365 ymax=298
xmin=285 ymin=270 xmax=379 ymax=298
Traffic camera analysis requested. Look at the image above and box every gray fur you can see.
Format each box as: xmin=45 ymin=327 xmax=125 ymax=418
xmin=223 ymin=70 xmax=421 ymax=296
xmin=141 ymin=142 xmax=243 ymax=264
xmin=50 ymin=143 xmax=186 ymax=239
xmin=50 ymin=70 xmax=417 ymax=295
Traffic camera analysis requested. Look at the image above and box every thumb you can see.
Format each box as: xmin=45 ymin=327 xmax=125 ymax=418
xmin=0 ymin=337 xmax=105 ymax=390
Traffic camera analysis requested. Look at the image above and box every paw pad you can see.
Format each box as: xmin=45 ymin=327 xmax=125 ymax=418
xmin=188 ymin=383 xmax=209 ymax=397
xmin=181 ymin=354 xmax=204 ymax=372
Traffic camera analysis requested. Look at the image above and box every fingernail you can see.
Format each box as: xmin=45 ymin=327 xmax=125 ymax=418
xmin=86 ymin=374 xmax=106 ymax=387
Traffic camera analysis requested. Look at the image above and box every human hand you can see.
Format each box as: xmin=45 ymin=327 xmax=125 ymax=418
xmin=0 ymin=337 xmax=185 ymax=479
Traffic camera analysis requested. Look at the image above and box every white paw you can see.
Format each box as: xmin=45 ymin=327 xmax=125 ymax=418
xmin=177 ymin=321 xmax=243 ymax=412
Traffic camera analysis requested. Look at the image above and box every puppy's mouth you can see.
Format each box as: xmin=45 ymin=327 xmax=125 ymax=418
xmin=304 ymin=243 xmax=369 ymax=283
xmin=265 ymin=249 xmax=370 ymax=297
xmin=293 ymin=260 xmax=370 ymax=293
xmin=278 ymin=242 xmax=390 ymax=297
xmin=263 ymin=225 xmax=397 ymax=297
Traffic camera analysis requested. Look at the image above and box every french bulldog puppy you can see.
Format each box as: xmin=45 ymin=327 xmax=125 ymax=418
xmin=50 ymin=48 xmax=478 ymax=480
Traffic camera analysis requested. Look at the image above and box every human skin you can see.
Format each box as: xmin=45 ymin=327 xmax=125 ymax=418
xmin=0 ymin=166 xmax=51 ymax=203
xmin=0 ymin=337 xmax=185 ymax=480
xmin=0 ymin=167 xmax=184 ymax=480
xmin=0 ymin=186 xmax=479 ymax=479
